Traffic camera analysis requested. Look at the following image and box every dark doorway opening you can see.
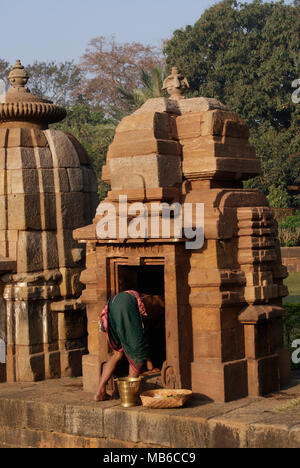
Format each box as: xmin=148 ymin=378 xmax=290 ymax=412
xmin=117 ymin=265 xmax=166 ymax=370
xmin=118 ymin=265 xmax=164 ymax=296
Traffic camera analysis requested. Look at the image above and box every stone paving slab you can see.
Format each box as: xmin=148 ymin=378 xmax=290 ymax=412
xmin=0 ymin=374 xmax=299 ymax=448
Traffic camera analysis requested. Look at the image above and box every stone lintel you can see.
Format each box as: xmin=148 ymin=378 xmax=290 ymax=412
xmin=239 ymin=304 xmax=286 ymax=324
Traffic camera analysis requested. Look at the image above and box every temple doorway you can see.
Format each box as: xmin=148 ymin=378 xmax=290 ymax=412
xmin=117 ymin=264 xmax=166 ymax=371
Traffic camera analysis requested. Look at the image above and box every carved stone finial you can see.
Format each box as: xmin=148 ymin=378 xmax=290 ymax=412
xmin=0 ymin=59 xmax=67 ymax=127
xmin=162 ymin=67 xmax=190 ymax=100
xmin=8 ymin=60 xmax=29 ymax=89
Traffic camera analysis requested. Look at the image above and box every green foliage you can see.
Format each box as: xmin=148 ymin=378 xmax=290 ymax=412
xmin=164 ymin=0 xmax=300 ymax=205
xmin=117 ymin=66 xmax=167 ymax=114
xmin=284 ymin=272 xmax=300 ymax=300
xmin=278 ymin=211 xmax=300 ymax=246
xmin=52 ymin=98 xmax=117 ymax=200
xmin=267 ymin=182 xmax=291 ymax=208
xmin=245 ymin=125 xmax=300 ymax=204
xmin=271 ymin=207 xmax=295 ymax=224
xmin=283 ymin=303 xmax=300 ymax=369
xmin=280 ymin=212 xmax=300 ymax=230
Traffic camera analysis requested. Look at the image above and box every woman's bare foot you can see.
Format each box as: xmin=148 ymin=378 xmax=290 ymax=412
xmin=94 ymin=390 xmax=111 ymax=402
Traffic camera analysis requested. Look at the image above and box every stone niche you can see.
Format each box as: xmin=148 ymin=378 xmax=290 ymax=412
xmin=75 ymin=94 xmax=290 ymax=402
xmin=0 ymin=61 xmax=98 ymax=382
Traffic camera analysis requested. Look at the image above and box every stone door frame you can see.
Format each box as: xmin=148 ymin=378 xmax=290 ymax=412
xmin=101 ymin=242 xmax=190 ymax=389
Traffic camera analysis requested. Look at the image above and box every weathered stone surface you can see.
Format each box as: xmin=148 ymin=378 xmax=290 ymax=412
xmin=9 ymin=169 xmax=39 ymax=194
xmin=82 ymin=166 xmax=98 ymax=193
xmin=40 ymin=168 xmax=70 ymax=193
xmin=117 ymin=112 xmax=177 ymax=138
xmin=17 ymin=231 xmax=44 ymax=272
xmin=82 ymin=353 xmax=101 ymax=393
xmin=6 ymin=147 xmax=37 ymax=170
xmin=60 ymin=192 xmax=85 ymax=229
xmin=67 ymin=134 xmax=90 ymax=166
xmin=76 ymin=94 xmax=289 ymax=403
xmin=104 ymin=406 xmax=141 ymax=442
xmin=0 ymin=377 xmax=299 ymax=448
xmin=110 ymin=154 xmax=182 ymax=190
xmin=133 ymin=97 xmax=228 ymax=116
xmin=281 ymin=246 xmax=300 ymax=273
xmin=67 ymin=168 xmax=83 ymax=192
xmin=138 ymin=410 xmax=171 ymax=446
xmin=58 ymin=310 xmax=87 ymax=341
xmin=83 ymin=193 xmax=99 ymax=225
xmin=58 ymin=267 xmax=84 ymax=298
xmin=108 ymin=138 xmax=181 ymax=159
xmin=0 ymin=62 xmax=98 ymax=384
xmin=45 ymin=130 xmax=80 ymax=168
xmin=34 ymin=147 xmax=53 ymax=168
xmin=7 ymin=194 xmax=41 ymax=230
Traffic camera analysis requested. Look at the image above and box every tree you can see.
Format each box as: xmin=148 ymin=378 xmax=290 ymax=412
xmin=26 ymin=61 xmax=82 ymax=106
xmin=79 ymin=36 xmax=165 ymax=115
xmin=0 ymin=59 xmax=9 ymax=80
xmin=164 ymin=0 xmax=300 ymax=206
xmin=267 ymin=181 xmax=291 ymax=208
xmin=0 ymin=59 xmax=9 ymax=79
xmin=118 ymin=66 xmax=167 ymax=114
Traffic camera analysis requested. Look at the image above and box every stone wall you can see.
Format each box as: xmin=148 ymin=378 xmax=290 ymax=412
xmin=76 ymin=96 xmax=290 ymax=402
xmin=0 ymin=377 xmax=299 ymax=448
xmin=281 ymin=247 xmax=300 ymax=273
xmin=0 ymin=128 xmax=98 ymax=382
xmin=0 ymin=61 xmax=99 ymax=382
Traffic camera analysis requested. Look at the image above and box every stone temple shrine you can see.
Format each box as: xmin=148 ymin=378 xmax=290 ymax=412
xmin=0 ymin=60 xmax=98 ymax=382
xmin=0 ymin=60 xmax=291 ymax=404
xmin=75 ymin=68 xmax=290 ymax=402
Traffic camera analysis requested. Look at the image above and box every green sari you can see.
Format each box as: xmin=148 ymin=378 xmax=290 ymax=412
xmin=100 ymin=291 xmax=148 ymax=374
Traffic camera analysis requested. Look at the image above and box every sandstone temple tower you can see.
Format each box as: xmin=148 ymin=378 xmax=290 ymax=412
xmin=75 ymin=69 xmax=290 ymax=402
xmin=0 ymin=60 xmax=98 ymax=382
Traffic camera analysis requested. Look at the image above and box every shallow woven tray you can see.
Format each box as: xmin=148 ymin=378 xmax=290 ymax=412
xmin=140 ymin=389 xmax=192 ymax=409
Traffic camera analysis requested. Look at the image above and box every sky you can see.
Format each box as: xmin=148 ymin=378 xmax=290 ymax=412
xmin=0 ymin=0 xmax=221 ymax=65
xmin=1 ymin=0 xmax=294 ymax=67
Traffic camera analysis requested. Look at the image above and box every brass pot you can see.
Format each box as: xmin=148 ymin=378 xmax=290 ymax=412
xmin=115 ymin=377 xmax=143 ymax=408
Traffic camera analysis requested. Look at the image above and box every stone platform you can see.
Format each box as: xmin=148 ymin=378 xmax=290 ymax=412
xmin=0 ymin=372 xmax=300 ymax=448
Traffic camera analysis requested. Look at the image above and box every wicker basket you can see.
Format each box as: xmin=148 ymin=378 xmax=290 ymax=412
xmin=140 ymin=389 xmax=192 ymax=409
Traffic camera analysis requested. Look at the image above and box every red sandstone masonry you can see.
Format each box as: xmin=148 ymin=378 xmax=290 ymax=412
xmin=0 ymin=378 xmax=299 ymax=448
xmin=75 ymin=95 xmax=289 ymax=402
xmin=281 ymin=247 xmax=300 ymax=273
xmin=0 ymin=61 xmax=99 ymax=383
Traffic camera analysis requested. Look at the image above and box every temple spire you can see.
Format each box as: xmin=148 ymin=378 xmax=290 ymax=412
xmin=162 ymin=66 xmax=190 ymax=100
xmin=8 ymin=60 xmax=29 ymax=89
xmin=0 ymin=58 xmax=66 ymax=127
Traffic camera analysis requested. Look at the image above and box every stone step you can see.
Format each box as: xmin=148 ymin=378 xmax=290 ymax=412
xmin=0 ymin=376 xmax=300 ymax=448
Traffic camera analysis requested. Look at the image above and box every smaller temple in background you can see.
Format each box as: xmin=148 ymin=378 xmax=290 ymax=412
xmin=0 ymin=60 xmax=98 ymax=382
